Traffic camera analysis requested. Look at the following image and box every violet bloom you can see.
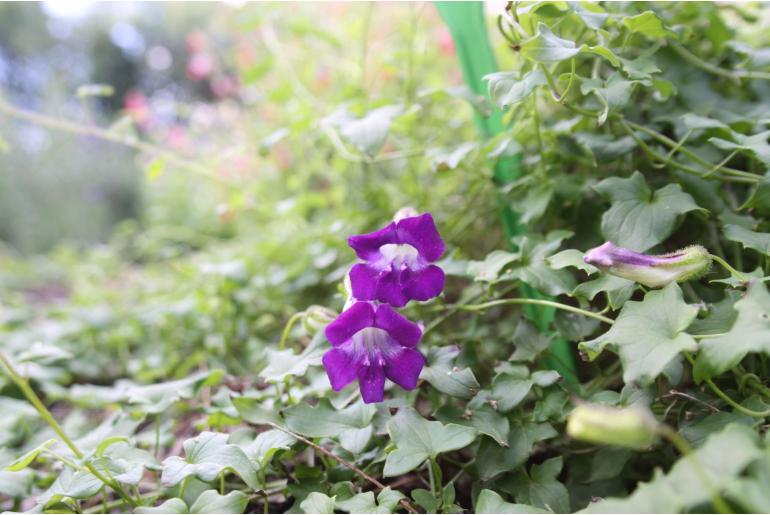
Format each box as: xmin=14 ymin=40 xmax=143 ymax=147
xmin=583 ymin=242 xmax=711 ymax=288
xmin=348 ymin=213 xmax=445 ymax=308
xmin=323 ymin=301 xmax=424 ymax=403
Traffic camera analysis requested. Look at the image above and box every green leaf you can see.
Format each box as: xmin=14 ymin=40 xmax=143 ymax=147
xmin=520 ymin=24 xmax=581 ymax=63
xmin=622 ymin=11 xmax=676 ymax=39
xmin=485 ymin=69 xmax=546 ymax=109
xmin=433 ymin=404 xmax=510 ymax=446
xmin=420 ymin=345 xmax=480 ymax=399
xmin=568 ymin=1 xmax=607 ymax=29
xmin=136 ymin=498 xmax=189 ymax=514
xmin=476 ymin=490 xmax=550 ymax=514
xmin=573 ymin=132 xmax=637 ymax=163
xmin=491 ymin=366 xmax=533 ymax=412
xmin=580 ymin=74 xmax=636 ymax=125
xmin=301 ymin=492 xmax=336 ymax=514
xmin=476 ymin=421 xmax=557 ymax=480
xmin=594 ymin=171 xmax=704 ymax=251
xmin=509 ymin=319 xmax=553 ymax=362
xmin=383 ymin=408 xmax=477 ymax=477
xmin=36 ymin=468 xmax=103 ymax=506
xmin=241 ymin=429 xmax=296 ymax=466
xmin=336 ymin=487 xmax=404 ymax=514
xmin=5 ymin=438 xmax=57 ymax=471
xmin=145 ymin=158 xmax=166 ymax=181
xmin=70 ymin=370 xmax=224 ymax=414
xmin=428 ymin=142 xmax=477 ymax=172
xmin=506 ymin=457 xmax=569 ymax=513
xmin=741 ymin=173 xmax=770 ymax=214
xmin=695 ymin=281 xmax=770 ymax=381
xmin=99 ymin=442 xmax=158 ymax=485
xmin=338 ymin=105 xmax=402 ymax=156
xmin=582 ymin=424 xmax=760 ymax=513
xmin=546 ymin=249 xmax=598 ymax=275
xmin=260 ymin=331 xmax=325 ymax=382
xmin=470 ymin=231 xmax=575 ymax=295
xmin=412 ymin=488 xmax=440 ymax=513
xmin=571 ymin=274 xmax=636 ymax=310
xmin=711 ymin=130 xmax=770 ymax=170
xmin=681 ymin=113 xmax=729 ymax=131
xmin=724 ymin=224 xmax=770 ymax=254
xmin=284 ymin=399 xmax=375 ymax=454
xmin=231 ymin=395 xmax=282 ymax=426
xmin=581 ymin=283 xmax=698 ymax=385
xmin=160 ymin=432 xmax=258 ymax=489
xmin=190 ymin=490 xmax=248 ymax=514
xmin=619 ymin=54 xmax=660 ymax=81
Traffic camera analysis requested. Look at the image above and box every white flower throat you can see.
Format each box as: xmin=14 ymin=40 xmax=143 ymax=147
xmin=348 ymin=327 xmax=399 ymax=366
xmin=378 ymin=243 xmax=420 ymax=270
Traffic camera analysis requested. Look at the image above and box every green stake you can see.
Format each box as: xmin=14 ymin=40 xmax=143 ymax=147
xmin=434 ymin=1 xmax=577 ymax=383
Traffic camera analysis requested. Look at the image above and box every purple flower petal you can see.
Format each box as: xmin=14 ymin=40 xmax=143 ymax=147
xmin=322 ymin=348 xmax=357 ymax=391
xmin=358 ymin=364 xmax=385 ymax=403
xmin=404 ymin=265 xmax=445 ymax=302
xmin=396 ymin=213 xmax=445 ymax=262
xmin=324 ymin=301 xmax=375 ymax=346
xmin=385 ymin=348 xmax=425 ymax=390
xmin=373 ymin=304 xmax=422 ymax=347
xmin=375 ymin=269 xmax=410 ymax=308
xmin=348 ymin=264 xmax=379 ymax=302
xmin=348 ymin=222 xmax=398 ymax=261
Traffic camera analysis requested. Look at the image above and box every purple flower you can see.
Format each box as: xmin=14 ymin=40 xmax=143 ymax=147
xmin=322 ymin=301 xmax=425 ymax=403
xmin=347 ymin=213 xmax=445 ymax=308
xmin=583 ymin=242 xmax=711 ymax=288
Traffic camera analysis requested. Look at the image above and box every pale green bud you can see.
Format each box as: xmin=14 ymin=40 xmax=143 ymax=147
xmin=567 ymin=403 xmax=659 ymax=449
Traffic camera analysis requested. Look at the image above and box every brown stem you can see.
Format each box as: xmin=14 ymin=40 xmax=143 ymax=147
xmin=266 ymin=423 xmax=418 ymax=514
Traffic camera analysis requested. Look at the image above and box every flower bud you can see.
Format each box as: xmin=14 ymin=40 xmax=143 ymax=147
xmin=567 ymin=404 xmax=658 ymax=449
xmin=302 ymin=305 xmax=338 ymax=333
xmin=393 ymin=206 xmax=419 ymax=222
xmin=583 ymin=242 xmax=711 ymax=288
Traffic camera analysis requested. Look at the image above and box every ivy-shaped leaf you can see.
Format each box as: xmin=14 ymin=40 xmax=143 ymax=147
xmin=581 ymin=424 xmax=760 ymax=513
xmin=695 ymin=281 xmax=770 ymax=381
xmin=581 ymin=283 xmax=698 ymax=385
xmin=580 ymin=74 xmax=638 ymax=125
xmin=594 ymin=171 xmax=704 ymax=251
xmin=724 ymin=224 xmax=770 ymax=255
xmin=505 ymin=457 xmax=569 ymax=513
xmin=284 ymin=399 xmax=375 ymax=454
xmin=476 ymin=490 xmax=550 ymax=514
xmin=383 ymin=408 xmax=477 ymax=477
xmin=622 ymin=11 xmax=676 ymax=39
xmin=711 ymin=130 xmax=770 ymax=170
xmin=161 ymin=432 xmax=258 ymax=489
xmin=485 ymin=69 xmax=547 ymax=109
xmin=420 ymin=345 xmax=480 ymax=399
xmin=476 ymin=421 xmax=557 ymax=481
xmin=520 ymin=24 xmax=582 ymax=63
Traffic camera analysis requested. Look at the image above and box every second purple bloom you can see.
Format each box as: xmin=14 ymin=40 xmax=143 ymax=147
xmin=347 ymin=212 xmax=446 ymax=307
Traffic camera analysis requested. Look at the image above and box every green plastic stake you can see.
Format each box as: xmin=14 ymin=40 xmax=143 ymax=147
xmin=435 ymin=1 xmax=577 ymax=383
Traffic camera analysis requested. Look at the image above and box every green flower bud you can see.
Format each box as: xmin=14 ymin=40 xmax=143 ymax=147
xmin=302 ymin=305 xmax=338 ymax=333
xmin=584 ymin=242 xmax=711 ymax=288
xmin=567 ymin=404 xmax=659 ymax=450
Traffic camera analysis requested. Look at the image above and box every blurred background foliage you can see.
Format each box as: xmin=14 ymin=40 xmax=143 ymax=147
xmin=0 ymin=1 xmax=502 ymax=388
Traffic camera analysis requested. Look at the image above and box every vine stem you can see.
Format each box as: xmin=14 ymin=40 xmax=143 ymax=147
xmin=682 ymin=352 xmax=770 ymax=418
xmin=266 ymin=422 xmax=418 ymax=514
xmin=657 ymin=425 xmax=731 ymax=514
xmin=0 ymin=97 xmax=229 ymax=187
xmin=454 ymin=298 xmax=614 ymax=325
xmin=709 ymin=253 xmax=749 ymax=283
xmin=0 ymin=352 xmax=136 ymax=507
xmin=670 ymin=42 xmax=770 ymax=81
xmin=278 ymin=312 xmax=305 ymax=351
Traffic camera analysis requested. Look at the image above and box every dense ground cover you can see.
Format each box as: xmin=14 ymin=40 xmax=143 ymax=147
xmin=2 ymin=1 xmax=770 ymax=513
